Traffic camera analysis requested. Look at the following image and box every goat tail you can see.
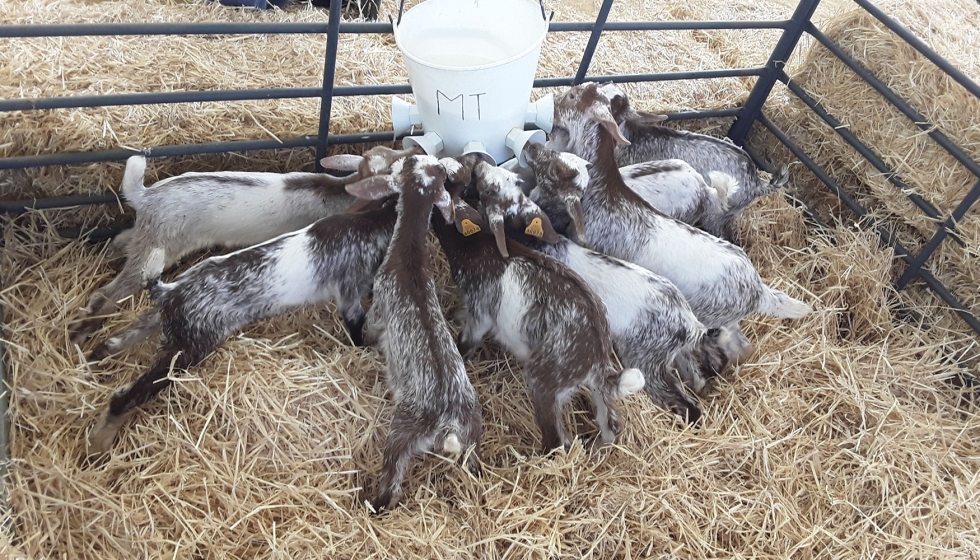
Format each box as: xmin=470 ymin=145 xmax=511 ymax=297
xmin=706 ymin=171 xmax=735 ymax=213
xmin=120 ymin=155 xmax=148 ymax=211
xmin=616 ymin=368 xmax=645 ymax=399
xmin=443 ymin=433 xmax=462 ymax=455
xmin=141 ymin=248 xmax=167 ymax=291
xmin=757 ymin=286 xmax=812 ymax=319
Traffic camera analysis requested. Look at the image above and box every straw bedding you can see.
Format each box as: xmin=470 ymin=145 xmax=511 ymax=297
xmin=762 ymin=0 xmax=980 ymax=367
xmin=1 ymin=0 xmax=979 ymax=558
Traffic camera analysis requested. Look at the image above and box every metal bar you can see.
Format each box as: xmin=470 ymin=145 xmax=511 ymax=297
xmin=727 ymin=0 xmax=822 ymax=145
xmin=849 ymin=0 xmax=980 ymax=101
xmin=778 ymin=72 xmax=966 ymax=247
xmin=550 ymin=20 xmax=788 ymax=32
xmin=808 ymin=26 xmax=980 ymax=179
xmin=0 ymin=20 xmax=789 ymax=38
xmin=573 ymin=0 xmax=615 ymax=85
xmin=534 ymin=67 xmax=765 ymax=89
xmin=0 ymin=84 xmax=415 ymax=113
xmin=0 ymin=69 xmax=753 ymax=116
xmin=758 ymin=113 xmax=980 ymax=335
xmin=743 ymin=143 xmax=831 ymax=230
xmin=897 ymin=176 xmax=980 ymax=288
xmin=0 ymin=193 xmax=120 ymax=213
xmin=0 ymin=130 xmax=408 ymax=172
xmin=0 ymin=233 xmax=9 ymax=539
xmin=0 ymin=22 xmax=391 ymax=37
xmin=315 ymin=0 xmax=343 ymax=171
xmin=0 ymin=105 xmax=738 ymax=175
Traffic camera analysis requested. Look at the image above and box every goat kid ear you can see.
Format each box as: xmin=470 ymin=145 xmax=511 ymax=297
xmin=452 ymin=198 xmax=487 ymax=237
xmin=588 ymin=102 xmax=631 ymax=146
xmin=344 ymin=197 xmax=381 ymax=214
xmin=636 ymin=110 xmax=669 ymax=124
xmin=345 ymin=175 xmax=399 ymax=200
xmin=488 ymin=218 xmax=510 ymax=258
xmin=320 ymin=154 xmax=364 ymax=172
xmin=435 ymin=189 xmax=456 ymax=225
xmin=523 ymin=210 xmax=560 ymax=244
xmin=565 ymin=198 xmax=588 ymax=243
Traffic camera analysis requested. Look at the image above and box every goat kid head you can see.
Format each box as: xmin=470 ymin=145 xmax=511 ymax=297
xmin=473 ymin=161 xmax=559 ymax=258
xmin=346 ymin=155 xmax=454 ymax=224
xmin=320 ymin=145 xmax=426 ymax=178
xmin=553 ymin=83 xmax=632 ymax=148
xmin=596 ymin=83 xmax=669 ymax=126
xmin=523 ymin=143 xmax=591 ymax=244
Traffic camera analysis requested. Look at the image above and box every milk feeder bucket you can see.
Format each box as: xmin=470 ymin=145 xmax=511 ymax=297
xmin=391 ymin=0 xmax=554 ymax=165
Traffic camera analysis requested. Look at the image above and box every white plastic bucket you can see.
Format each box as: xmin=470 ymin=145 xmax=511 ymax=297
xmin=393 ymin=0 xmax=549 ymax=162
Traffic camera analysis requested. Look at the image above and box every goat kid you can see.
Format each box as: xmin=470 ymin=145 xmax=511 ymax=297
xmin=596 ymin=83 xmax=789 ymax=240
xmin=350 ymin=155 xmax=483 ymax=514
xmin=521 ymin=143 xmax=752 ymax=403
xmin=472 ymin=160 xmax=559 ymax=257
xmin=545 ymin=85 xmax=812 ymax=331
xmin=84 ymin=198 xmax=398 ymax=459
xmin=71 ymin=155 xmax=365 ymax=343
xmin=433 ymin=184 xmax=644 ymax=450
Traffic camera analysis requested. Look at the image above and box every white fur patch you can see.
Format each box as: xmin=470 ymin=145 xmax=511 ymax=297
xmin=618 ymin=368 xmax=645 ymax=396
xmin=443 ymin=434 xmax=462 ymax=454
xmin=439 ymin=157 xmax=462 ymax=177
xmin=557 ymin=152 xmax=591 ymax=191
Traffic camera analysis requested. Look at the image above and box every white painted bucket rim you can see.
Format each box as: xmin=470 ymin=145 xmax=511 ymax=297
xmin=393 ymin=4 xmax=550 ymax=72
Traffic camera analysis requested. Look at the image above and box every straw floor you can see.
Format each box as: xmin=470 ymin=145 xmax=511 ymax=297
xmin=2 ymin=0 xmax=979 ymax=558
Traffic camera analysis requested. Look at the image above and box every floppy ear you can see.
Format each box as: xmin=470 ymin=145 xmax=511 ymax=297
xmin=345 ymin=175 xmax=400 ymax=200
xmin=434 ymin=188 xmax=455 ymax=225
xmin=483 ymin=208 xmax=509 ymax=258
xmin=565 ymin=198 xmax=588 ymax=243
xmin=587 ymin=101 xmax=631 ymax=146
xmin=522 ymin=209 xmax=560 ymax=244
xmin=636 ymin=110 xmax=669 ymax=124
xmin=452 ymin=198 xmax=488 ymax=237
xmin=320 ymin=154 xmax=364 ymax=172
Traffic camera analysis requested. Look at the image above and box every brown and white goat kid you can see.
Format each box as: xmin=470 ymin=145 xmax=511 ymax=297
xmin=597 ymin=83 xmax=788 ymax=240
xmin=71 ymin=154 xmax=370 ymax=343
xmin=520 ymin=143 xmax=752 ymax=404
xmin=547 ymin=83 xmax=812 ymax=331
xmin=84 ymin=198 xmax=399 ymax=459
xmin=433 ymin=187 xmax=644 ymax=450
xmin=350 ymin=155 xmax=483 ymax=514
xmin=472 ymin=160 xmax=559 ymax=257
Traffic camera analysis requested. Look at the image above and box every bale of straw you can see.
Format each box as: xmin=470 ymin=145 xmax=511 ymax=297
xmin=763 ymin=0 xmax=980 ymax=361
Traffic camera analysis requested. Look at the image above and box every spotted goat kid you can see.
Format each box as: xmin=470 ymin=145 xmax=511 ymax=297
xmin=70 ymin=152 xmax=387 ymax=343
xmin=547 ymin=82 xmax=812 ymax=331
xmin=83 ymin=197 xmax=399 ymax=460
xmin=598 ymin=83 xmax=788 ymax=240
xmin=351 ymin=155 xmax=483 ymax=514
xmin=521 ymin=143 xmax=752 ymax=405
xmin=433 ymin=177 xmax=644 ymax=451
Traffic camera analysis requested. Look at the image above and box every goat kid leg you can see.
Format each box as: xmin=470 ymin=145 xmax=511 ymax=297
xmin=371 ymin=411 xmax=435 ymax=514
xmin=339 ymin=298 xmax=366 ymax=347
xmin=71 ymin=247 xmax=164 ymax=343
xmin=89 ymin=309 xmax=162 ymax=361
xmin=528 ymin=382 xmax=568 ymax=453
xmin=457 ymin=313 xmax=492 ymax=359
xmin=85 ymin=348 xmax=196 ymax=459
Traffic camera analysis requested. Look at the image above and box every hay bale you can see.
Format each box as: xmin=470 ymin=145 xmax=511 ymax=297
xmin=763 ymin=0 xmax=980 ymax=360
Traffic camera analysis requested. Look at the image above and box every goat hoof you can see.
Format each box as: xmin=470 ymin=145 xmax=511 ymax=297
xmin=88 ymin=344 xmax=111 ymax=362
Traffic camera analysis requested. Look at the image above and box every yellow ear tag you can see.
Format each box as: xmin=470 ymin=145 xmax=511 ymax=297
xmin=461 ymin=219 xmax=481 ymax=236
xmin=525 ymin=217 xmax=545 ymax=237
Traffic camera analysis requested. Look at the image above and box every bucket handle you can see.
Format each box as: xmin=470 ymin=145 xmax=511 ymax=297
xmin=392 ymin=0 xmax=551 ymax=27
xmin=538 ymin=0 xmax=553 ymax=22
